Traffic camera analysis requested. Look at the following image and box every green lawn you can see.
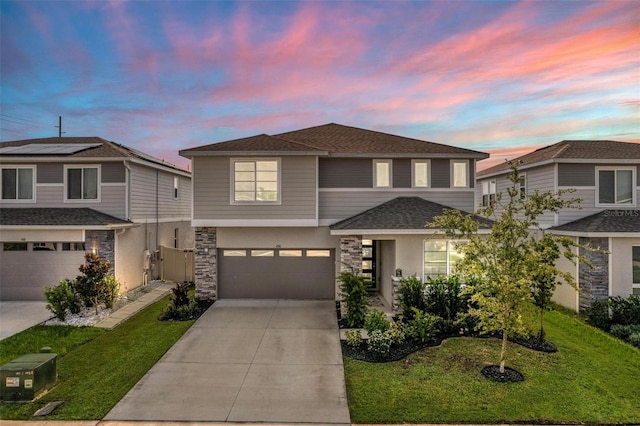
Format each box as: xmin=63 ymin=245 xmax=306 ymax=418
xmin=344 ymin=309 xmax=640 ymax=424
xmin=0 ymin=296 xmax=193 ymax=420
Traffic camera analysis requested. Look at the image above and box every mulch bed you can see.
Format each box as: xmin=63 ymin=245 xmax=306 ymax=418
xmin=481 ymin=365 xmax=525 ymax=382
xmin=341 ymin=337 xmax=445 ymax=363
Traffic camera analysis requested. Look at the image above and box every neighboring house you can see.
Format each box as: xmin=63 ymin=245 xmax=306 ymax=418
xmin=0 ymin=137 xmax=193 ymax=300
xmin=179 ymin=123 xmax=488 ymax=310
xmin=476 ymin=140 xmax=640 ymax=311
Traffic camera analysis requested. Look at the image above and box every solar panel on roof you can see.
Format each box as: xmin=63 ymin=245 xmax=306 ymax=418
xmin=0 ymin=143 xmax=102 ymax=155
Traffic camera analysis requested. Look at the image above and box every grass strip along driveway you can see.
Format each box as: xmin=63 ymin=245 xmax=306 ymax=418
xmin=344 ymin=308 xmax=640 ymax=424
xmin=0 ymin=296 xmax=193 ymax=420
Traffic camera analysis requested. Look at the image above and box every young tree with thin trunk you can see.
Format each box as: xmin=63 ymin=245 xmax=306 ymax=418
xmin=431 ymin=166 xmax=587 ymax=374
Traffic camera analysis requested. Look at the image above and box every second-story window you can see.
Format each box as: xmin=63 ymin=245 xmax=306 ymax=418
xmin=481 ymin=179 xmax=496 ymax=207
xmin=374 ymin=159 xmax=392 ymax=188
xmin=519 ymin=174 xmax=527 ymax=200
xmin=452 ymin=160 xmax=469 ymax=188
xmin=412 ymin=160 xmax=429 ymax=188
xmin=173 ymin=176 xmax=179 ymax=199
xmin=597 ymin=167 xmax=635 ymax=206
xmin=1 ymin=166 xmax=34 ymax=201
xmin=65 ymin=166 xmax=99 ymax=201
xmin=232 ymin=159 xmax=279 ymax=203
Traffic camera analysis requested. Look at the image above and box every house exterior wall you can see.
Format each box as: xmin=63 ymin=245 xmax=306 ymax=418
xmin=129 ymin=162 xmax=191 ymax=221
xmin=610 ymin=237 xmax=640 ymax=298
xmin=319 ymin=190 xmax=475 ymax=224
xmin=192 ymin=156 xmax=317 ymax=222
xmin=552 ymin=236 xmax=580 ymax=311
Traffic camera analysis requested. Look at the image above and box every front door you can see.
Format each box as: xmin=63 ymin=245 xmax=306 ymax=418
xmin=362 ymin=239 xmax=377 ymax=290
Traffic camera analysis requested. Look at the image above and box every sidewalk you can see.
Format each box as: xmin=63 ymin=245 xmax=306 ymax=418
xmin=94 ymin=281 xmax=175 ymax=329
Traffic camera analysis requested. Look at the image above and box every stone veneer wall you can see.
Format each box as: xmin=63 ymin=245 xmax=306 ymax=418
xmin=339 ymin=235 xmax=362 ymax=274
xmin=391 ymin=276 xmax=402 ymax=315
xmin=579 ymin=237 xmax=609 ymax=310
xmin=195 ymin=227 xmax=217 ymax=300
xmin=85 ymin=230 xmax=115 ymax=274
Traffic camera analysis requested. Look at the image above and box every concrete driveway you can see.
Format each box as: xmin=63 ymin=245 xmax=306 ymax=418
xmin=105 ymin=299 xmax=350 ymax=424
xmin=0 ymin=301 xmax=51 ymax=340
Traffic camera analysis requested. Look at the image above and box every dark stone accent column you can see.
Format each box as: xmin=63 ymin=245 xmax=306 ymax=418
xmin=391 ymin=276 xmax=402 ymax=315
xmin=579 ymin=237 xmax=609 ymax=311
xmin=85 ymin=230 xmax=115 ymax=274
xmin=339 ymin=235 xmax=362 ymax=274
xmin=195 ymin=227 xmax=217 ymax=300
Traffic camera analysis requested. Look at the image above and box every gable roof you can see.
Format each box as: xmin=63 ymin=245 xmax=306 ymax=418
xmin=0 ymin=137 xmax=189 ymax=174
xmin=329 ymin=196 xmax=493 ymax=234
xmin=478 ymin=140 xmax=640 ymax=178
xmin=549 ymin=210 xmax=640 ymax=236
xmin=0 ymin=208 xmax=135 ymax=228
xmin=178 ymin=134 xmax=326 ymax=155
xmin=180 ymin=123 xmax=488 ymax=159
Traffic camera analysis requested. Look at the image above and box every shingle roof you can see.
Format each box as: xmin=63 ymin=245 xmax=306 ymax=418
xmin=0 ymin=208 xmax=133 ymax=227
xmin=329 ymin=197 xmax=493 ymax=231
xmin=179 ymin=134 xmax=325 ymax=154
xmin=478 ymin=140 xmax=640 ymax=177
xmin=180 ymin=123 xmax=488 ymax=158
xmin=0 ymin=137 xmax=188 ymax=173
xmin=550 ymin=210 xmax=640 ymax=234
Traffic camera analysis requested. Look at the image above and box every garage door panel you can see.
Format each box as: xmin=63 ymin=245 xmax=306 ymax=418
xmin=1 ymin=252 xmax=84 ymax=301
xmin=218 ymin=249 xmax=335 ymax=299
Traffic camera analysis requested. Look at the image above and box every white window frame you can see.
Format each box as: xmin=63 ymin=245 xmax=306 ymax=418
xmin=411 ymin=159 xmax=430 ymax=188
xmin=230 ymin=158 xmax=281 ymax=205
xmin=633 ymin=246 xmax=640 ymax=288
xmin=173 ymin=176 xmax=179 ymax=200
xmin=596 ymin=166 xmax=636 ymax=207
xmin=64 ymin=165 xmax=101 ymax=202
xmin=519 ymin=173 xmax=527 ymax=200
xmin=423 ymin=239 xmax=468 ymax=279
xmin=481 ymin=179 xmax=496 ymax=207
xmin=0 ymin=165 xmax=36 ymax=203
xmin=373 ymin=159 xmax=392 ymax=188
xmin=451 ymin=160 xmax=469 ymax=188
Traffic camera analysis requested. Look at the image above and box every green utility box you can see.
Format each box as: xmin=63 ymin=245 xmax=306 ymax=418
xmin=0 ymin=351 xmax=57 ymax=402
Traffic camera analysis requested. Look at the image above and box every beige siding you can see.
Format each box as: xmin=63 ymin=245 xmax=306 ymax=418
xmin=18 ymin=184 xmax=127 ymax=219
xmin=319 ymin=190 xmax=475 ymax=222
xmin=611 ymin=237 xmax=640 ymax=298
xmin=192 ymin=156 xmax=317 ymax=220
xmin=552 ymin=236 xmax=580 ymax=311
xmin=129 ymin=163 xmax=191 ymax=221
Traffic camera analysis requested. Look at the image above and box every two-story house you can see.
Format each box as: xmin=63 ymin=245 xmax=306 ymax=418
xmin=180 ymin=123 xmax=488 ymax=309
xmin=477 ymin=140 xmax=640 ymax=311
xmin=0 ymin=137 xmax=193 ymax=300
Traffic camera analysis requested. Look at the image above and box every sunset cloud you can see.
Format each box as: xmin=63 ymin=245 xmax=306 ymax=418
xmin=1 ymin=0 xmax=637 ymax=169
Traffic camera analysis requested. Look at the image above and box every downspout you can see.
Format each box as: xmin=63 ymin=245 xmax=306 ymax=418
xmin=155 ymin=169 xmax=159 ymax=279
xmin=124 ymin=161 xmax=132 ymax=221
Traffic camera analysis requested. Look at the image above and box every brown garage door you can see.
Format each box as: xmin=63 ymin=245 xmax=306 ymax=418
xmin=218 ymin=248 xmax=335 ymax=299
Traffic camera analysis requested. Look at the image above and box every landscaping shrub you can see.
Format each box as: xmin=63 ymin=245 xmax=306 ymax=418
xmin=386 ymin=321 xmax=406 ymax=345
xmin=424 ymin=275 xmax=468 ymax=334
xmin=345 ymin=329 xmax=363 ymax=348
xmin=609 ymin=295 xmax=640 ymax=326
xmin=629 ymin=333 xmax=640 ymax=348
xmin=406 ymin=308 xmax=441 ymax=343
xmin=584 ymin=298 xmax=612 ymax=331
xmin=74 ymin=253 xmax=112 ymax=313
xmin=610 ymin=324 xmax=640 ymax=341
xmin=398 ymin=275 xmax=427 ymax=321
xmin=367 ymin=329 xmax=392 ymax=358
xmin=159 ymin=282 xmax=199 ymax=321
xmin=101 ymin=275 xmax=120 ymax=309
xmin=364 ymin=309 xmax=389 ymax=335
xmin=45 ymin=279 xmax=81 ymax=321
xmin=338 ymin=272 xmax=369 ymax=328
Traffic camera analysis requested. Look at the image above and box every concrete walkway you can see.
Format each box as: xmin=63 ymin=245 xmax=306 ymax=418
xmin=105 ymin=299 xmax=351 ymax=424
xmin=0 ymin=301 xmax=51 ymax=340
xmin=94 ymin=282 xmax=174 ymax=329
